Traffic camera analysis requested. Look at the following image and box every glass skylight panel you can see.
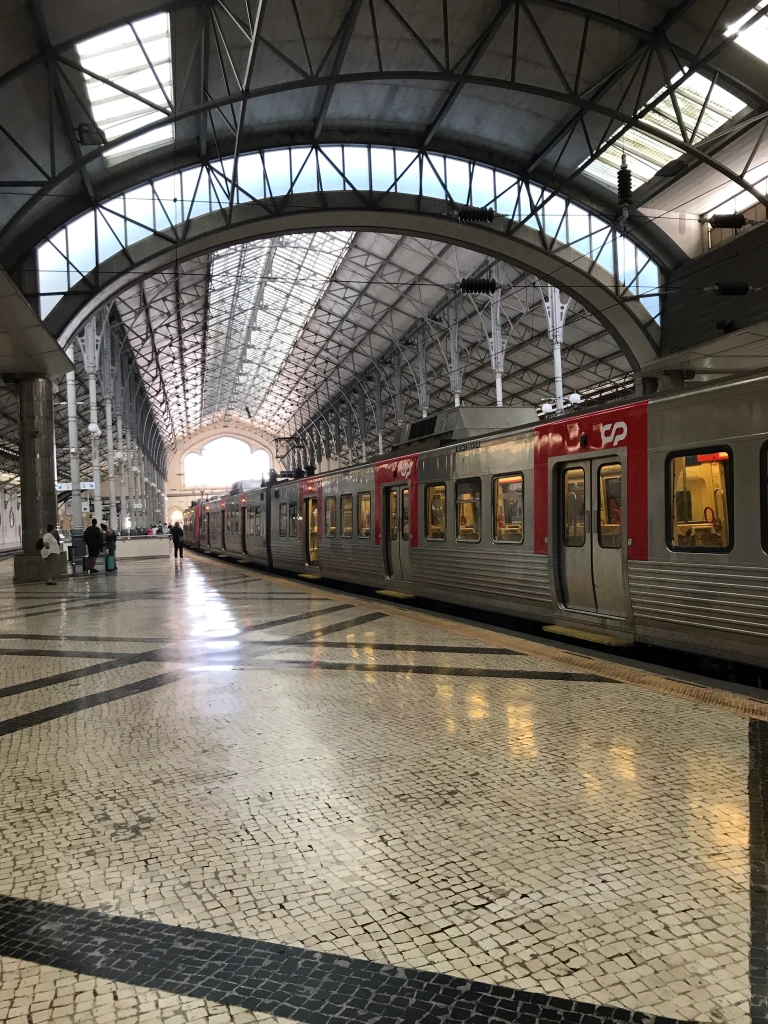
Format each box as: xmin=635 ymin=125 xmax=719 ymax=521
xmin=726 ymin=2 xmax=768 ymax=62
xmin=205 ymin=232 xmax=352 ymax=419
xmin=583 ymin=71 xmax=746 ymax=185
xmin=76 ymin=12 xmax=173 ymax=160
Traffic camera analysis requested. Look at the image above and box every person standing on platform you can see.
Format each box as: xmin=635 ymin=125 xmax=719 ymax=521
xmin=40 ymin=523 xmax=60 ymax=585
xmin=84 ymin=517 xmax=103 ymax=573
xmin=103 ymin=523 xmax=118 ymax=572
xmin=170 ymin=521 xmax=184 ymax=560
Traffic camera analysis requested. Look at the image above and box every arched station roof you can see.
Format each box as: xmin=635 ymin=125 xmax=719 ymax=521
xmin=2 ymin=0 xmax=768 ymax=459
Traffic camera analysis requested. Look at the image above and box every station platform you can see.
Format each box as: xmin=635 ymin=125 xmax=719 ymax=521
xmin=0 ymin=554 xmax=763 ymax=1024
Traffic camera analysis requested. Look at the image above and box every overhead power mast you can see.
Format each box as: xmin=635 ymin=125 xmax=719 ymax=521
xmin=539 ymin=285 xmax=571 ymax=413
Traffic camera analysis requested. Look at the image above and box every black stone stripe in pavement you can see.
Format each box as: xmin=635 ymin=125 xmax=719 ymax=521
xmin=0 ymin=653 xmax=148 ymax=699
xmin=266 ymin=611 xmax=387 ymax=645
xmin=0 ymin=611 xmax=375 ymax=701
xmin=240 ymin=602 xmax=353 ymax=633
xmin=0 ymin=632 xmax=172 ymax=643
xmin=0 ymin=669 xmax=185 ymax=735
xmin=287 ymin=641 xmax=519 ymax=653
xmin=0 ymin=895 xmax=691 ymax=1024
xmin=277 ymin=660 xmax=610 ymax=681
xmin=749 ymin=719 xmax=768 ymax=1024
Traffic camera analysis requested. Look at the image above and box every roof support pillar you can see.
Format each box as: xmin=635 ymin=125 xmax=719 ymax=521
xmin=100 ymin=321 xmax=117 ymax=530
xmin=540 ymin=285 xmax=571 ymax=413
xmin=374 ymin=371 xmax=384 ymax=456
xmin=488 ymin=288 xmax=506 ymax=408
xmin=392 ymin=351 xmax=405 ymax=426
xmin=79 ymin=317 xmax=103 ymax=523
xmin=417 ymin=330 xmax=430 ymax=419
xmin=448 ymin=296 xmax=463 ymax=408
xmin=344 ymin=397 xmax=354 ymax=466
xmin=65 ymin=342 xmax=83 ymax=530
xmin=357 ymin=388 xmax=367 ymax=463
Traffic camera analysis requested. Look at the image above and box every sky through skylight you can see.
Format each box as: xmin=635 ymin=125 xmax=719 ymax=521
xmin=76 ymin=12 xmax=174 ymax=161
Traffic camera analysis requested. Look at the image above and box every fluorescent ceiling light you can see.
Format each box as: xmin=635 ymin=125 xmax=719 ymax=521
xmin=205 ymin=232 xmax=353 ymax=423
xmin=76 ymin=12 xmax=173 ymax=161
xmin=726 ymin=2 xmax=768 ymax=62
xmin=583 ymin=71 xmax=747 ymax=186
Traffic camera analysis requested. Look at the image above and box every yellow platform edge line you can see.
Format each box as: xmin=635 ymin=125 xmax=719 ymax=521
xmin=542 ymin=624 xmax=635 ymax=647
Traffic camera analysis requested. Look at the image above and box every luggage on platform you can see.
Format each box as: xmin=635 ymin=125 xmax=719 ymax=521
xmin=105 ymin=554 xmax=117 ymax=572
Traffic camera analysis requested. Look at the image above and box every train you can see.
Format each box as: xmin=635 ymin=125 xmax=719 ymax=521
xmin=185 ymin=372 xmax=768 ymax=668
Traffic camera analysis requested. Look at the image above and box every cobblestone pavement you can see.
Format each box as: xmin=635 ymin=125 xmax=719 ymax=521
xmin=0 ymin=555 xmax=759 ymax=1024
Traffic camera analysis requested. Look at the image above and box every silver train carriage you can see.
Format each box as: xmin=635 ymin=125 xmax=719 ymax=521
xmin=186 ymin=372 xmax=768 ymax=668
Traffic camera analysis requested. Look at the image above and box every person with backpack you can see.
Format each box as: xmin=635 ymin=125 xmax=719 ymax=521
xmin=83 ymin=518 xmax=103 ymax=573
xmin=38 ymin=523 xmax=60 ymax=585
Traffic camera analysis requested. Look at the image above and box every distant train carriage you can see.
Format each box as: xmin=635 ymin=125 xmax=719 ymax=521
xmin=187 ymin=372 xmax=768 ymax=668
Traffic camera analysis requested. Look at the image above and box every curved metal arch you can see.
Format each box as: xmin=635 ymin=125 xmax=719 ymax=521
xmin=7 ymin=71 xmax=768 ymax=256
xmin=4 ymin=0 xmax=768 ymax=273
xmin=36 ymin=146 xmax=661 ymax=374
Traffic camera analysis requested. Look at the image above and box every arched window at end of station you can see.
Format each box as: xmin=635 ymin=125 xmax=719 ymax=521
xmin=182 ymin=437 xmax=271 ymax=491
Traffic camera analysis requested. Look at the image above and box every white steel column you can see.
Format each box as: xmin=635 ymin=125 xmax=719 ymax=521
xmin=357 ymin=388 xmax=367 ymax=463
xmin=417 ymin=330 xmax=430 ymax=419
xmin=448 ymin=297 xmax=463 ymax=407
xmin=126 ymin=429 xmax=136 ymax=528
xmin=65 ymin=342 xmax=83 ymax=530
xmin=392 ymin=351 xmax=405 ymax=426
xmin=374 ymin=371 xmax=384 ymax=455
xmin=80 ymin=318 xmax=103 ymax=522
xmin=344 ymin=398 xmax=354 ymax=466
xmin=114 ymin=358 xmax=125 ymax=529
xmin=540 ymin=285 xmax=571 ymax=413
xmin=488 ymin=288 xmax=506 ymax=407
xmin=101 ymin=329 xmax=118 ymax=529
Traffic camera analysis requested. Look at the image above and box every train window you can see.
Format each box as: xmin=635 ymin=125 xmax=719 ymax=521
xmin=563 ymin=467 xmax=586 ymax=547
xmin=246 ymin=507 xmax=255 ymax=536
xmin=278 ymin=502 xmax=288 ymax=537
xmin=357 ymin=492 xmax=371 ymax=538
xmin=597 ymin=464 xmax=622 ymax=549
xmin=388 ymin=490 xmax=398 ymax=540
xmin=667 ymin=448 xmax=731 ymax=550
xmin=325 ymin=495 xmax=337 ymax=538
xmin=402 ymin=488 xmax=410 ymax=541
xmin=425 ymin=483 xmax=446 ymax=540
xmin=288 ymin=501 xmax=298 ymax=538
xmin=340 ymin=494 xmax=353 ymax=537
xmin=493 ymin=474 xmax=523 ymax=543
xmin=456 ymin=479 xmax=481 ymax=541
xmin=254 ymin=506 xmax=262 ymax=537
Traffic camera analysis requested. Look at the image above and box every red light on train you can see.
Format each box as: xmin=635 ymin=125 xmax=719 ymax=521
xmin=697 ymin=452 xmax=729 ymax=463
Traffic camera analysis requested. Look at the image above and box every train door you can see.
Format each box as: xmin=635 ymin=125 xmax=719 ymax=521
xmin=385 ymin=485 xmax=411 ymax=582
xmin=221 ymin=510 xmax=227 ymax=550
xmin=305 ymin=497 xmax=319 ymax=565
xmin=559 ymin=458 xmax=626 ymax=618
xmin=241 ymin=506 xmax=247 ymax=553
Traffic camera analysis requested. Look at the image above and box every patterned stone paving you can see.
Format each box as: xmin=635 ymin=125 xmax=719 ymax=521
xmin=0 ymin=555 xmax=759 ymax=1023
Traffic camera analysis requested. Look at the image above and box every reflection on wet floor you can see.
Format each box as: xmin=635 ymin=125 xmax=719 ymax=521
xmin=0 ymin=554 xmax=760 ymax=1024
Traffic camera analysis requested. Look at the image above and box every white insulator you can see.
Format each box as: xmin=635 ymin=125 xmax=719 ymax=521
xmin=541 ymin=402 xmax=554 ymax=414
xmin=569 ymin=392 xmax=583 ymax=404
xmin=87 ymin=422 xmax=101 ymax=436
